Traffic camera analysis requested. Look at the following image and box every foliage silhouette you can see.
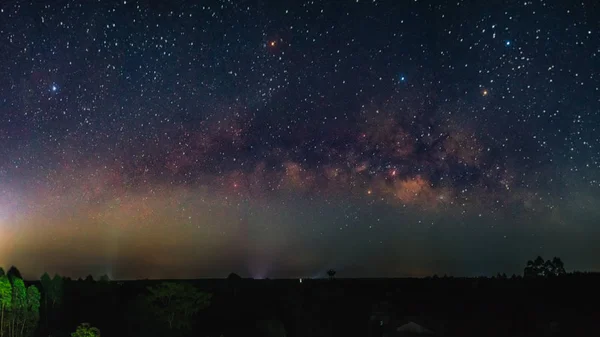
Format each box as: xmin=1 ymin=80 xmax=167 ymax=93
xmin=39 ymin=273 xmax=51 ymax=329
xmin=49 ymin=274 xmax=63 ymax=309
xmin=552 ymin=257 xmax=566 ymax=275
xmin=524 ymin=256 xmax=566 ymax=277
xmin=145 ymin=282 xmax=212 ymax=332
xmin=257 ymin=319 xmax=287 ymax=337
xmin=227 ymin=273 xmax=241 ymax=280
xmin=6 ymin=268 xmax=21 ymax=282
xmin=24 ymin=286 xmax=40 ymax=337
xmin=327 ymin=269 xmax=336 ymax=280
xmin=71 ymin=323 xmax=100 ymax=337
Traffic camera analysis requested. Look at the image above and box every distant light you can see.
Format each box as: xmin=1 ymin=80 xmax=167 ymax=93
xmin=482 ymin=89 xmax=489 ymax=96
xmin=400 ymin=76 xmax=406 ymax=81
xmin=269 ymin=41 xmax=276 ymax=47
xmin=367 ymin=189 xmax=372 ymax=195
xmin=299 ymin=278 xmax=302 ymax=283
xmin=505 ymin=40 xmax=511 ymax=46
xmin=51 ymin=85 xmax=58 ymax=92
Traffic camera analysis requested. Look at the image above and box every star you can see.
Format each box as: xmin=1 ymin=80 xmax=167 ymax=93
xmin=0 ymin=0 xmax=596 ymax=280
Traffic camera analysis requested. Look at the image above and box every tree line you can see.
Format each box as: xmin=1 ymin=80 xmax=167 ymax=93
xmin=0 ymin=267 xmax=40 ymax=337
xmin=0 ymin=267 xmax=96 ymax=337
xmin=0 ymin=257 xmax=568 ymax=337
xmin=524 ymin=256 xmax=566 ymax=278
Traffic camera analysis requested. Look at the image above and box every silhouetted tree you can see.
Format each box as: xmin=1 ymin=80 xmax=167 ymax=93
xmin=84 ymin=275 xmax=94 ymax=283
xmin=71 ymin=323 xmax=100 ymax=337
xmin=23 ymin=286 xmax=40 ymax=337
xmin=39 ymin=273 xmax=51 ymax=328
xmin=327 ymin=269 xmax=336 ymax=280
xmin=525 ymin=256 xmax=544 ymax=277
xmin=146 ymin=282 xmax=212 ymax=333
xmin=533 ymin=256 xmax=545 ymax=274
xmin=6 ymin=268 xmax=21 ymax=282
xmin=226 ymin=273 xmax=242 ymax=296
xmin=257 ymin=319 xmax=287 ymax=337
xmin=524 ymin=256 xmax=566 ymax=277
xmin=544 ymin=259 xmax=556 ymax=276
xmin=552 ymin=257 xmax=566 ymax=275
xmin=496 ymin=273 xmax=508 ymax=280
xmin=524 ymin=260 xmax=534 ymax=277
xmin=227 ymin=273 xmax=241 ymax=280
xmin=49 ymin=275 xmax=63 ymax=309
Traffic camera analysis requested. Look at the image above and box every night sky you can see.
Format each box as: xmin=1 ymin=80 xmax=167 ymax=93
xmin=0 ymin=0 xmax=599 ymax=280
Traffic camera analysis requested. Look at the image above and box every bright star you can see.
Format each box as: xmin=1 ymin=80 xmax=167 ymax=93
xmin=505 ymin=40 xmax=511 ymax=46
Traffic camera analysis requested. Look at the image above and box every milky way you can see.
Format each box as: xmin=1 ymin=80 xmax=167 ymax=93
xmin=0 ymin=0 xmax=599 ymax=279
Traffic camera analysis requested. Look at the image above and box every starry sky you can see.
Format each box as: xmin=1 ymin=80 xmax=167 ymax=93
xmin=0 ymin=0 xmax=599 ymax=280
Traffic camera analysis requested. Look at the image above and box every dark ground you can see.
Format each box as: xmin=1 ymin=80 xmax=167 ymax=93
xmin=32 ymin=273 xmax=600 ymax=337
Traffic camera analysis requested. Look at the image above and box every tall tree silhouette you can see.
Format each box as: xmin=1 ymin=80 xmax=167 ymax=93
xmin=6 ymin=268 xmax=21 ymax=282
xmin=327 ymin=269 xmax=336 ymax=280
xmin=39 ymin=273 xmax=51 ymax=329
xmin=49 ymin=275 xmax=63 ymax=309
xmin=227 ymin=273 xmax=242 ymax=297
xmin=23 ymin=286 xmax=40 ymax=337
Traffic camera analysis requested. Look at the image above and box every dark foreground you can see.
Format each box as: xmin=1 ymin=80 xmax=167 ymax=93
xmin=30 ymin=273 xmax=600 ymax=337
